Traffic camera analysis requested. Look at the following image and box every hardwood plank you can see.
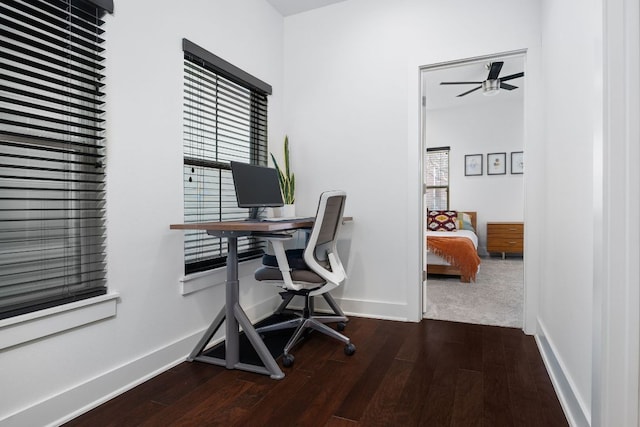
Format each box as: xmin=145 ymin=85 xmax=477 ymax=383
xmin=63 ymin=363 xmax=223 ymax=427
xmin=325 ymin=416 xmax=359 ymax=427
xmin=523 ymin=334 xmax=569 ymax=426
xmin=258 ymin=359 xmax=355 ymax=426
xmin=460 ymin=323 xmax=484 ymax=372
xmin=418 ymin=341 xmax=463 ymax=426
xmin=230 ymin=368 xmax=311 ymax=427
xmin=358 ymin=358 xmax=413 ymax=426
xmin=392 ymin=339 xmax=436 ymax=425
xmin=451 ymin=369 xmax=483 ymax=427
xmin=62 ymin=318 xmax=568 ymax=427
xmin=394 ymin=320 xmax=426 ymax=362
xmin=332 ymin=323 xmax=405 ymax=421
xmin=483 ymin=364 xmax=514 ymax=427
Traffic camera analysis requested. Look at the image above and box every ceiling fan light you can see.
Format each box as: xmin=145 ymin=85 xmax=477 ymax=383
xmin=482 ymin=79 xmax=500 ymax=96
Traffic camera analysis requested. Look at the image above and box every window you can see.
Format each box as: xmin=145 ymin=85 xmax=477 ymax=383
xmin=425 ymin=147 xmax=450 ymax=210
xmin=0 ymin=0 xmax=113 ymax=320
xmin=182 ymin=39 xmax=271 ymax=275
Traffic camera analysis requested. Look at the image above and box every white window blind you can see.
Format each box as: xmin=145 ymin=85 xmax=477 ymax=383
xmin=182 ymin=39 xmax=271 ymax=274
xmin=0 ymin=0 xmax=112 ymax=319
xmin=425 ymin=147 xmax=450 ymax=210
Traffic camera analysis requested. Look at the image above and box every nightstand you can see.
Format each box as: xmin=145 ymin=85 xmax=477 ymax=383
xmin=486 ymin=222 xmax=524 ymax=259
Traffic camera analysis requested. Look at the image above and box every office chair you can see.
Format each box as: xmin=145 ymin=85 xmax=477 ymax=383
xmin=254 ymin=190 xmax=355 ymax=367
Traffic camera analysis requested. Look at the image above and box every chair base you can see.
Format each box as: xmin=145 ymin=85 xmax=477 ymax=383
xmin=255 ymin=292 xmax=352 ymax=360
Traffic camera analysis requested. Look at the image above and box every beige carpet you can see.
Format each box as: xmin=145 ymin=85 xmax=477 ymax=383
xmin=425 ymin=256 xmax=524 ymax=328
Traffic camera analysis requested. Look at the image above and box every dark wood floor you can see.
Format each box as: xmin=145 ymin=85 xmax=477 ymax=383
xmin=64 ymin=317 xmax=567 ymax=427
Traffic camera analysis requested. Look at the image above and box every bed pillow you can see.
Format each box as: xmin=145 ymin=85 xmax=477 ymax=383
xmin=428 ymin=210 xmax=458 ymax=231
xmin=456 ymin=212 xmax=476 ymax=233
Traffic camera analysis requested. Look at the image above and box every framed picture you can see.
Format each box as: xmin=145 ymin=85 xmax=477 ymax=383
xmin=511 ymin=151 xmax=524 ymax=174
xmin=487 ymin=152 xmax=506 ymax=175
xmin=464 ymin=154 xmax=483 ymax=176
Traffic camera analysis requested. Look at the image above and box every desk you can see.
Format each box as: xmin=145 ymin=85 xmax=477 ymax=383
xmin=170 ymin=219 xmax=316 ymax=380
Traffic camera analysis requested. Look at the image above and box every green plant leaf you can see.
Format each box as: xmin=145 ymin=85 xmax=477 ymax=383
xmin=270 ymin=136 xmax=295 ymax=204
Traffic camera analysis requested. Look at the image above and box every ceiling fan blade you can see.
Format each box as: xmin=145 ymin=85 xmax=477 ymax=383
xmin=457 ymin=86 xmax=482 ymax=97
xmin=440 ymin=81 xmax=482 ymax=85
xmin=487 ymin=61 xmax=504 ymax=80
xmin=500 ymin=72 xmax=524 ymax=82
xmin=500 ymin=82 xmax=518 ymax=90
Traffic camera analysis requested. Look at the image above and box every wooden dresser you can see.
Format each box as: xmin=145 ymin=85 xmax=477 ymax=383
xmin=486 ymin=222 xmax=524 ymax=258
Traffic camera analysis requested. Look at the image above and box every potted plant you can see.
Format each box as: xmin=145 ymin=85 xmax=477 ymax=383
xmin=270 ymin=135 xmax=295 ymax=216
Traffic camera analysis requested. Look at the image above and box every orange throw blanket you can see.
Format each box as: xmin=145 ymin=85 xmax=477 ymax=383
xmin=427 ymin=236 xmax=481 ymax=282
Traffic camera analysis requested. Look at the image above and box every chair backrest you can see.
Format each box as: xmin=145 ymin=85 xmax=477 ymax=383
xmin=303 ymin=190 xmax=347 ymax=287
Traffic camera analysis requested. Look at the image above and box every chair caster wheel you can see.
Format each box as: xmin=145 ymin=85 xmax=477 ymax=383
xmin=337 ymin=322 xmax=346 ymax=331
xmin=344 ymin=343 xmax=356 ymax=356
xmin=282 ymin=354 xmax=295 ymax=367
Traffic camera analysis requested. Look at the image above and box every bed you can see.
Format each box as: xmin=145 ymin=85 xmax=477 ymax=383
xmin=426 ymin=211 xmax=481 ymax=283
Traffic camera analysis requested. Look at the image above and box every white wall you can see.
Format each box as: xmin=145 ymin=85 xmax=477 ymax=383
xmin=282 ymin=0 xmax=540 ymax=321
xmin=535 ymin=0 xmax=598 ymax=424
xmin=6 ymin=1 xmax=630 ymax=426
xmin=1 ymin=1 xmax=284 ymax=425
xmin=425 ymin=98 xmax=524 ymax=254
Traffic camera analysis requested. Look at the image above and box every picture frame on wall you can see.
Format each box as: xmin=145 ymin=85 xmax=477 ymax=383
xmin=487 ymin=152 xmax=507 ymax=175
xmin=511 ymin=151 xmax=524 ymax=174
xmin=464 ymin=154 xmax=483 ymax=176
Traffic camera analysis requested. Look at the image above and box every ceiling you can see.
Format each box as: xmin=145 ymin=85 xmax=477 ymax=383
xmin=422 ymin=56 xmax=525 ymax=111
xmin=266 ymin=0 xmax=347 ymax=16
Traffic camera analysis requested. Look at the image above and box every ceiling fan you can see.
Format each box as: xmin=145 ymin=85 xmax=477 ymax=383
xmin=440 ymin=61 xmax=524 ymax=97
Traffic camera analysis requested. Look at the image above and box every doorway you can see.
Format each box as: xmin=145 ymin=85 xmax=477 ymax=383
xmin=419 ymin=51 xmax=526 ymax=328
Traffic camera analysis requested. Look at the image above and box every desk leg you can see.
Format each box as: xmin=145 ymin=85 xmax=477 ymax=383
xmin=224 ymin=237 xmax=240 ymax=369
xmin=189 ymin=236 xmax=284 ymax=380
xmin=187 ymin=307 xmax=225 ymax=362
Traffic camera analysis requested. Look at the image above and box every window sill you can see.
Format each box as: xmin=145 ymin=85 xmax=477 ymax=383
xmin=0 ymin=293 xmax=119 ymax=351
xmin=180 ymin=259 xmax=261 ymax=295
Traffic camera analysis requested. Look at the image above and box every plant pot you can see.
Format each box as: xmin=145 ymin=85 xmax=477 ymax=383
xmin=280 ymin=204 xmax=295 ymax=218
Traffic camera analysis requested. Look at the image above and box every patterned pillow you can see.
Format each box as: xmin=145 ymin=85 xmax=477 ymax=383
xmin=456 ymin=212 xmax=475 ymax=232
xmin=428 ymin=210 xmax=458 ymax=231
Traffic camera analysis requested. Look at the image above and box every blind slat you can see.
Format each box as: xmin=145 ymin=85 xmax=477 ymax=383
xmin=0 ymin=0 xmax=108 ymax=320
xmin=182 ymin=43 xmax=269 ymax=274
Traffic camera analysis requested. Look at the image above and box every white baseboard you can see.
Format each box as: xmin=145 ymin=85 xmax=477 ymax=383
xmin=4 ymin=294 xmax=399 ymax=426
xmin=2 ymin=295 xmax=281 ymax=427
xmin=536 ymin=319 xmax=591 ymax=427
xmin=300 ymin=295 xmax=410 ymax=321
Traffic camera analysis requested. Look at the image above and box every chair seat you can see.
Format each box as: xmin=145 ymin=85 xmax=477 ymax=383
xmin=254 ymin=266 xmax=325 ymax=284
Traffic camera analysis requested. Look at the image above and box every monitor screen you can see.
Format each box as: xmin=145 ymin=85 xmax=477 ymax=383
xmin=230 ymin=161 xmax=283 ymax=212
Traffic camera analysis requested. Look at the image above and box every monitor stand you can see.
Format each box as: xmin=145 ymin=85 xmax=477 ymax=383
xmin=245 ymin=207 xmax=260 ymax=222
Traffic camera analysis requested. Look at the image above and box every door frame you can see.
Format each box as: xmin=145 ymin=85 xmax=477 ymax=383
xmin=418 ymin=49 xmax=528 ymax=324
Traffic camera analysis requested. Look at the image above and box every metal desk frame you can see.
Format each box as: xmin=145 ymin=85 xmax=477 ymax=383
xmin=170 ymin=219 xmax=316 ymax=380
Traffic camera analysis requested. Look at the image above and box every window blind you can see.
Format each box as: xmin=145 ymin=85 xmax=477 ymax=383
xmin=425 ymin=147 xmax=450 ymax=210
xmin=183 ymin=39 xmax=270 ymax=274
xmin=0 ymin=0 xmax=110 ymax=319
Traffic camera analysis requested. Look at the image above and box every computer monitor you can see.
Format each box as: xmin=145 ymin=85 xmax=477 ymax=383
xmin=230 ymin=161 xmax=283 ymax=220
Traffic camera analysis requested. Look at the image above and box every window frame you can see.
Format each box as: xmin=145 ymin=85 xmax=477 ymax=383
xmin=424 ymin=146 xmax=450 ymax=211
xmin=0 ymin=0 xmax=112 ymax=320
xmin=181 ymin=39 xmax=271 ymax=275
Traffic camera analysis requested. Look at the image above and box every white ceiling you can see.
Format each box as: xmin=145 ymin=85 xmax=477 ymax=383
xmin=266 ymin=0 xmax=347 ymax=16
xmin=422 ymin=56 xmax=525 ymax=111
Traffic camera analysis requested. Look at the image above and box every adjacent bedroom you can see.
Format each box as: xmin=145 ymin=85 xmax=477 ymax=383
xmin=421 ymin=53 xmax=525 ymax=328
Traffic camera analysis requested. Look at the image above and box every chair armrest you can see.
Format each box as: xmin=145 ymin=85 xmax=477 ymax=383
xmin=266 ymin=239 xmax=296 ymax=290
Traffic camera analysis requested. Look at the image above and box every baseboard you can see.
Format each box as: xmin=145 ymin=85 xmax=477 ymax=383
xmin=2 ymin=295 xmax=281 ymax=427
xmin=300 ymin=295 xmax=410 ymax=322
xmin=536 ymin=319 xmax=591 ymax=427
